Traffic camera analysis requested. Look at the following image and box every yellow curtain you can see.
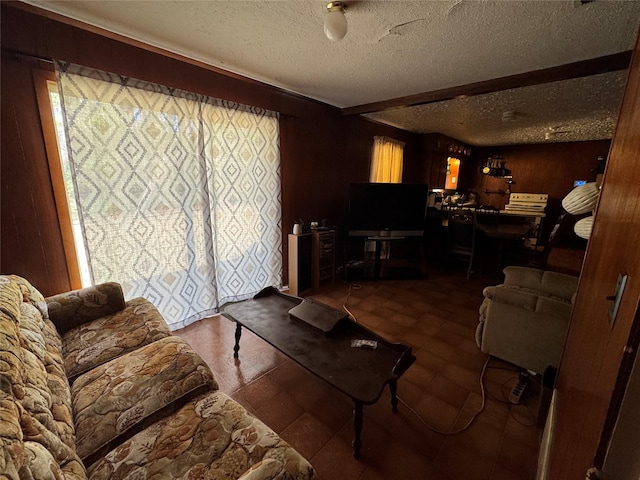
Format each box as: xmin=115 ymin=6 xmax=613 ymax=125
xmin=370 ymin=136 xmax=404 ymax=183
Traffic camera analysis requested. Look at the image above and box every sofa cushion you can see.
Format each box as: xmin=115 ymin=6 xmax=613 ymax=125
xmin=46 ymin=282 xmax=126 ymax=335
xmin=19 ymin=302 xmax=76 ymax=449
xmin=87 ymin=390 xmax=316 ymax=480
xmin=540 ymin=270 xmax=579 ymax=301
xmin=62 ymin=297 xmax=171 ymax=383
xmin=0 ymin=391 xmax=23 ymax=479
xmin=20 ymin=439 xmax=86 ymax=480
xmin=7 ymin=275 xmax=49 ymax=321
xmin=1 ymin=275 xmax=87 ymax=479
xmin=536 ymin=295 xmax=573 ymax=320
xmin=71 ymin=336 xmax=217 ymax=466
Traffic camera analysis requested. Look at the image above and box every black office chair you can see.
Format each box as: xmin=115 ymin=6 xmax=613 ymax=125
xmin=512 ymin=211 xmax=569 ymax=270
xmin=446 ymin=205 xmax=477 ymax=279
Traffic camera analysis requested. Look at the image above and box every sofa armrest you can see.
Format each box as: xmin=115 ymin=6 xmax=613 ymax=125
xmin=45 ymin=282 xmax=126 ymax=334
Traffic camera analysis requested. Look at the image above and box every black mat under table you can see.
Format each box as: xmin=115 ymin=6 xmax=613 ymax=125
xmin=221 ymin=287 xmax=415 ymax=457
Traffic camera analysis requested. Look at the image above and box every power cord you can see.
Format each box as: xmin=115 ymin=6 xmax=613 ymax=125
xmin=501 ymin=376 xmax=538 ymax=427
xmin=397 ymin=356 xmax=490 ymax=435
xmin=487 ymin=372 xmax=539 ymax=427
xmin=341 ymin=280 xmax=489 ymax=435
xmin=342 ymin=281 xmax=362 ymax=322
xmin=340 ymin=282 xmax=531 ymax=435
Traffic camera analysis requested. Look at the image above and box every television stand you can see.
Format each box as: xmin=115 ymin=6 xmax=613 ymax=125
xmin=367 ymin=236 xmax=405 ymax=279
xmin=345 ymin=231 xmax=424 ymax=280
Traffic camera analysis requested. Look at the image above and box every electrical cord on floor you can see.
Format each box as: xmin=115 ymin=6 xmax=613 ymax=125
xmin=486 ymin=376 xmax=520 ymax=405
xmin=339 ymin=282 xmax=530 ymax=435
xmin=397 ymin=355 xmax=490 ymax=435
xmin=341 ymin=281 xmax=490 ymax=435
xmin=342 ymin=281 xmax=362 ymax=322
xmin=500 ymin=377 xmax=538 ymax=427
xmin=485 ymin=373 xmax=538 ymax=427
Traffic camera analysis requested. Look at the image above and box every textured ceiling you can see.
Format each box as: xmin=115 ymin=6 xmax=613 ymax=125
xmin=22 ymin=0 xmax=640 ymax=146
xmin=365 ymin=70 xmax=629 ymax=146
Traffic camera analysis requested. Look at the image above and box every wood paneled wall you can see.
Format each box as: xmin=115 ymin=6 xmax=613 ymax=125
xmin=468 ymin=142 xmax=610 ymax=209
xmin=463 ymin=141 xmax=611 ymax=243
xmin=413 ymin=133 xmax=473 ymax=190
xmin=549 ymin=30 xmax=640 ymax=479
xmin=1 ymin=55 xmax=71 ymax=295
xmin=0 ymin=3 xmax=415 ymax=294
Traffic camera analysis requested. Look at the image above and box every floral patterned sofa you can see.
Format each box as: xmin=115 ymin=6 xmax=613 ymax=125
xmin=0 ymin=274 xmax=315 ymax=479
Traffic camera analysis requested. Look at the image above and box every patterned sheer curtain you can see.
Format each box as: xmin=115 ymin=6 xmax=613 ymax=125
xmin=55 ymin=61 xmax=282 ymax=330
xmin=369 ymin=136 xmax=404 ymax=183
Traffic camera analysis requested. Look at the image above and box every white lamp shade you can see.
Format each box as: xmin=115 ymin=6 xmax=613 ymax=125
xmin=562 ymin=182 xmax=599 ymax=215
xmin=324 ymin=9 xmax=347 ymax=41
xmin=574 ymin=216 xmax=594 ymax=240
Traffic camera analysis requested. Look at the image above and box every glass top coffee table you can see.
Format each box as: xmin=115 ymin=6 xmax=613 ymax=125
xmin=221 ymin=287 xmax=415 ymax=457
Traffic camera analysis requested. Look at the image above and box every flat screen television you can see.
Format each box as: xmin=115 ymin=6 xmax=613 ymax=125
xmin=348 ymin=183 xmax=428 ymax=236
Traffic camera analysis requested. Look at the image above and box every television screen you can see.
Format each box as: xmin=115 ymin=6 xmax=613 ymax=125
xmin=348 ymin=183 xmax=428 ymax=233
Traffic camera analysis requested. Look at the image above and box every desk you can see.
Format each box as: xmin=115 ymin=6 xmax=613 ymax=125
xmin=476 ymin=224 xmax=530 ymax=269
xmin=222 ymin=287 xmax=415 ymax=457
xmin=477 ymin=224 xmax=530 ymax=240
xmin=499 ymin=210 xmax=546 ymax=246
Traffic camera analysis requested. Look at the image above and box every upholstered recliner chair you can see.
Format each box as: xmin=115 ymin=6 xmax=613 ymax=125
xmin=476 ymin=266 xmax=579 ymax=374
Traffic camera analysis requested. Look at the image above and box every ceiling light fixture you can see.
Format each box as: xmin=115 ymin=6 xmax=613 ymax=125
xmin=324 ymin=2 xmax=347 ymax=42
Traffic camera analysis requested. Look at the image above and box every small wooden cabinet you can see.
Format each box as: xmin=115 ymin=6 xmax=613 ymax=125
xmin=288 ymin=233 xmax=313 ymax=296
xmin=312 ymin=229 xmax=336 ymax=290
xmin=288 ymin=229 xmax=336 ymax=296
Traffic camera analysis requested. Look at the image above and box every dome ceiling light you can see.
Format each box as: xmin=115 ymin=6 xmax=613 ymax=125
xmin=324 ymin=2 xmax=347 ymax=42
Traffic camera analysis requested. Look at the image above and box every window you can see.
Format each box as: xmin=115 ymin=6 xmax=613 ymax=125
xmin=36 ymin=63 xmax=282 ymax=330
xmin=445 ymin=157 xmax=461 ymax=190
xmin=370 ymin=136 xmax=404 ymax=183
xmin=46 ymin=81 xmax=92 ymax=287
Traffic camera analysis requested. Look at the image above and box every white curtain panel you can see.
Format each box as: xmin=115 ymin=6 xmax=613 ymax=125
xmin=55 ymin=61 xmax=282 ymax=330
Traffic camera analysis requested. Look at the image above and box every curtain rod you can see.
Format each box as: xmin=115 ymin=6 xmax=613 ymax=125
xmin=1 ymin=47 xmax=298 ymax=119
xmin=1 ymin=48 xmax=54 ymax=64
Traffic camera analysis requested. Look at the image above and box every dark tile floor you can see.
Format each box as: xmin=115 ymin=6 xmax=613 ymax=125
xmin=176 ymin=267 xmax=541 ymax=480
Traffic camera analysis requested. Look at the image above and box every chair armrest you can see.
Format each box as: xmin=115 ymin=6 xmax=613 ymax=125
xmin=503 ymin=266 xmax=545 ymax=288
xmin=482 ymin=285 xmax=537 ymax=311
xmin=45 ymin=282 xmax=126 ymax=334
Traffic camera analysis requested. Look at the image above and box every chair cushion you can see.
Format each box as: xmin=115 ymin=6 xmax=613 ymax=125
xmin=62 ymin=297 xmax=171 ymax=382
xmin=71 ymin=336 xmax=216 ymax=466
xmin=87 ymin=391 xmax=316 ymax=480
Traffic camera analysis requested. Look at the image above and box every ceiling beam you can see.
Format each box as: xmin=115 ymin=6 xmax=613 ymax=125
xmin=342 ymin=51 xmax=632 ymax=116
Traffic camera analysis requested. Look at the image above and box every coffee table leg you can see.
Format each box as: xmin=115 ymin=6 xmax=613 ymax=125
xmin=233 ymin=323 xmax=242 ymax=358
xmin=353 ymin=401 xmax=363 ymax=458
xmin=389 ymin=379 xmax=398 ymax=412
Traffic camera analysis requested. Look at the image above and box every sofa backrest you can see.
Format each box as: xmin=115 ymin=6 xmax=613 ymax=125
xmin=0 ymin=275 xmax=86 ymax=479
xmin=503 ymin=266 xmax=578 ymax=302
